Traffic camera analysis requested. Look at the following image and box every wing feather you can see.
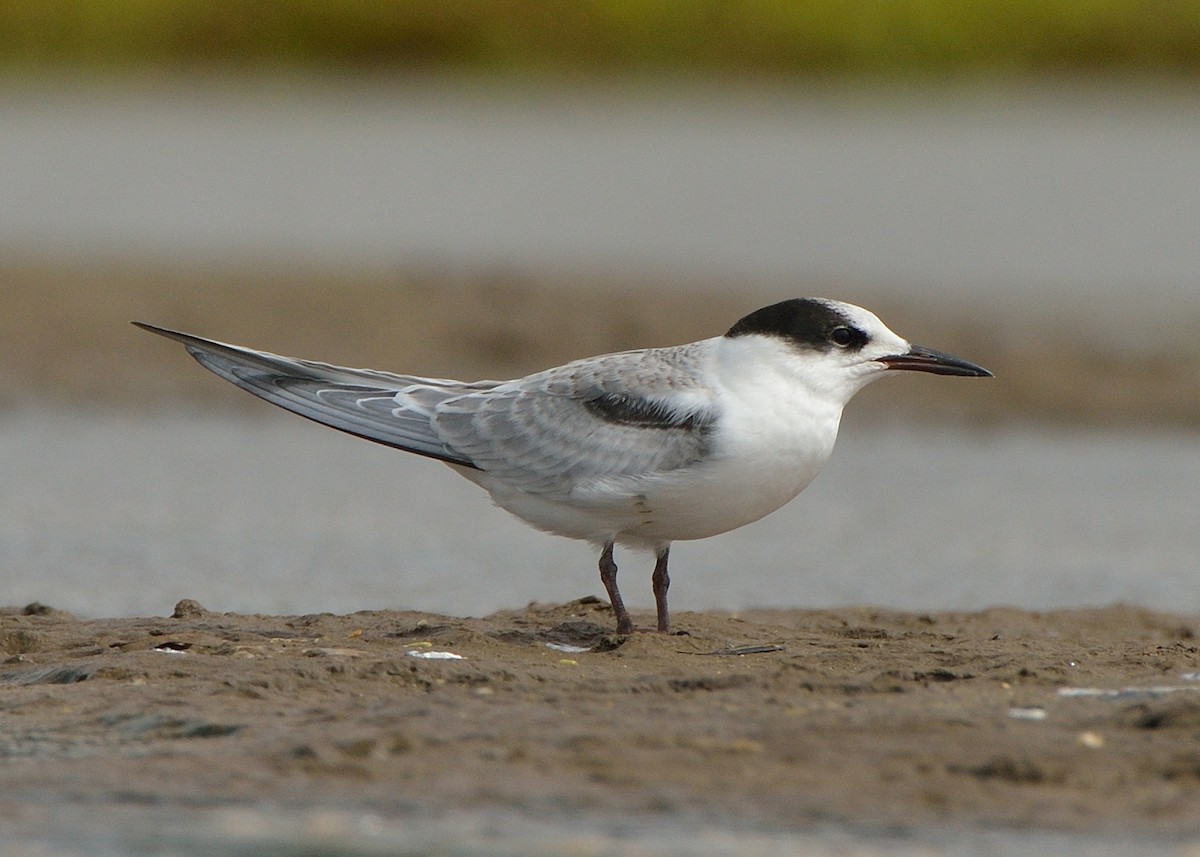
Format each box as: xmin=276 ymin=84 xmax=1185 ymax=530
xmin=433 ymin=344 xmax=718 ymax=497
xmin=136 ymin=324 xmax=720 ymax=496
xmin=134 ymin=323 xmax=482 ymax=467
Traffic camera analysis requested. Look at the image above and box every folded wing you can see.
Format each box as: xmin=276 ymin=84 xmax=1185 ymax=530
xmin=136 ymin=324 xmax=719 ymax=496
xmin=433 ymin=345 xmax=718 ymax=497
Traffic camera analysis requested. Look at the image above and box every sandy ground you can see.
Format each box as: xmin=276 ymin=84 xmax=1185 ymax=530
xmin=3 ymin=599 xmax=1200 ymax=840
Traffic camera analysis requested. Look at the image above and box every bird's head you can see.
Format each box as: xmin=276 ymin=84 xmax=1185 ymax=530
xmin=724 ymin=297 xmax=992 ymax=405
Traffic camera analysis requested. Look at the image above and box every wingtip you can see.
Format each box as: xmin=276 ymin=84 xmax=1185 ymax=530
xmin=132 ymin=321 xmax=194 ymax=344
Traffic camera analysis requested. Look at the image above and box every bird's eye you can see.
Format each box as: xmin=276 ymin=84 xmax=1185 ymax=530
xmin=830 ymin=326 xmax=855 ymax=347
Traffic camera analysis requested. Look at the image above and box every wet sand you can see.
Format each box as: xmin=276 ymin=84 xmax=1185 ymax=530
xmin=3 ymin=600 xmax=1200 ymax=839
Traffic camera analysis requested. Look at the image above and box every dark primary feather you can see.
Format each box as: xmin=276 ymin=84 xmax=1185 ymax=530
xmin=583 ymin=391 xmax=713 ymax=431
xmin=133 ymin=323 xmax=479 ymax=467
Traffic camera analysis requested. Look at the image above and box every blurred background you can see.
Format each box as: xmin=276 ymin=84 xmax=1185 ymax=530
xmin=3 ymin=1 xmax=1199 ymax=618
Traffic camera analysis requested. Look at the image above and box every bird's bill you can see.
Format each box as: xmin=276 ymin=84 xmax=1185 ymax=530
xmin=877 ymin=345 xmax=993 ymax=377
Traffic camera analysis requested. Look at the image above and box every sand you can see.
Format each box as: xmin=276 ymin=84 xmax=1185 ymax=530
xmin=3 ymin=599 xmax=1200 ymax=841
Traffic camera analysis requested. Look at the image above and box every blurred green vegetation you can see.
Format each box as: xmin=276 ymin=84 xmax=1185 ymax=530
xmin=2 ymin=0 xmax=1198 ymax=77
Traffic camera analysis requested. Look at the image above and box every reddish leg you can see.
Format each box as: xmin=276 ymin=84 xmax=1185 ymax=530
xmin=599 ymin=542 xmax=633 ymax=634
xmin=652 ymin=546 xmax=671 ymax=633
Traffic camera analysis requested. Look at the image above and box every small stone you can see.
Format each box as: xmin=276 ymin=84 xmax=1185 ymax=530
xmin=172 ymin=599 xmax=209 ymax=619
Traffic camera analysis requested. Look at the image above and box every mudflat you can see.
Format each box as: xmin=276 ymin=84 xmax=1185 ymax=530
xmin=2 ymin=599 xmax=1199 ymax=836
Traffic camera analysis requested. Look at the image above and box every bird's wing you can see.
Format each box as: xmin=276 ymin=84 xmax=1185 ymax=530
xmin=136 ymin=324 xmax=719 ymax=492
xmin=432 ymin=344 xmax=719 ymax=497
xmin=134 ymin=323 xmax=488 ymax=467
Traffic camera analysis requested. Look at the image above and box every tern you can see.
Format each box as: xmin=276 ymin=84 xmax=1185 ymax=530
xmin=135 ymin=298 xmax=991 ymax=634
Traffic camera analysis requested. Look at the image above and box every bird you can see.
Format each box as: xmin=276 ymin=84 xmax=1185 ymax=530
xmin=135 ymin=298 xmax=991 ymax=635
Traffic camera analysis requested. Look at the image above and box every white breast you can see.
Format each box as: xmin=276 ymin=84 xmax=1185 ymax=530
xmin=610 ymin=337 xmax=843 ymax=544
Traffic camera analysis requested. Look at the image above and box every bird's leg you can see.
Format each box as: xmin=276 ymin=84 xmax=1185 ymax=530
xmin=599 ymin=542 xmax=633 ymax=634
xmin=652 ymin=546 xmax=671 ymax=633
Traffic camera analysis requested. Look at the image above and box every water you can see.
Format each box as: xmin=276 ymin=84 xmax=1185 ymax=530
xmin=3 ymin=78 xmax=1199 ymax=320
xmin=4 ymin=407 xmax=1197 ymax=619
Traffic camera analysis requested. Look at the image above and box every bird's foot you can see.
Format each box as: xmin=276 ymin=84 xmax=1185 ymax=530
xmin=612 ymin=622 xmax=689 ymax=636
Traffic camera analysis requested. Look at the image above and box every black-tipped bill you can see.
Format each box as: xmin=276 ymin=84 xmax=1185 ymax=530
xmin=877 ymin=345 xmax=993 ymax=377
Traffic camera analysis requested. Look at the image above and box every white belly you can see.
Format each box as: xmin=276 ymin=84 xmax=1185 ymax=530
xmin=455 ymin=385 xmax=843 ymax=549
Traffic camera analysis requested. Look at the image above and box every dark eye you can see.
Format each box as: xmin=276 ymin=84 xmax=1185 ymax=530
xmin=830 ymin=326 xmax=855 ymax=347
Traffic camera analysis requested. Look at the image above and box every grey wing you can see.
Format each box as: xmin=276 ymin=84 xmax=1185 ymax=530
xmin=134 ymin=323 xmax=488 ymax=468
xmin=433 ymin=345 xmax=718 ymax=497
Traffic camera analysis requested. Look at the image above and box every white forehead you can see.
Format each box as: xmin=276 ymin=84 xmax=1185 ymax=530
xmin=822 ymin=299 xmax=910 ymax=356
xmin=820 ymin=299 xmax=886 ymax=332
